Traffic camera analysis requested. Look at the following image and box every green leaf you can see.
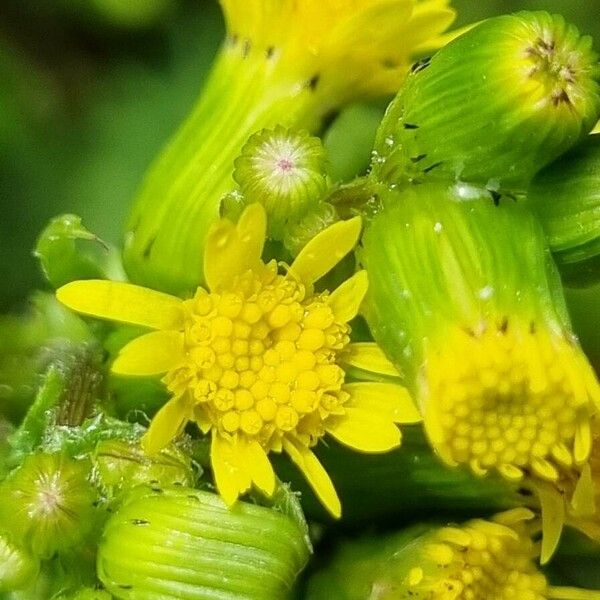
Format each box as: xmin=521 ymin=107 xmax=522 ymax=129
xmin=34 ymin=214 xmax=123 ymax=289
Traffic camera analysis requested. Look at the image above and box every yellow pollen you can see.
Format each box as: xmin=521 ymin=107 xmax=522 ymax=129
xmin=425 ymin=323 xmax=596 ymax=482
xmin=171 ymin=269 xmax=352 ymax=448
xmin=403 ymin=511 xmax=550 ymax=600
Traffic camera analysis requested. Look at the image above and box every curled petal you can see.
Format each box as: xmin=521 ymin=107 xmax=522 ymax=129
xmin=211 ymin=433 xmax=250 ymax=507
xmin=341 ymin=342 xmax=401 ymax=377
xmin=142 ymin=396 xmax=190 ymax=455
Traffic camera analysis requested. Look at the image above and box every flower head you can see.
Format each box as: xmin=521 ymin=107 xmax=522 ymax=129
xmin=361 ymin=183 xmax=600 ymax=497
xmin=57 ymin=205 xmax=418 ymax=517
xmin=425 ymin=320 xmax=599 ymax=483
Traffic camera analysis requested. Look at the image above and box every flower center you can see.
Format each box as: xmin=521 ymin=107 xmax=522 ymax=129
xmin=425 ymin=321 xmax=593 ymax=481
xmin=402 ymin=511 xmax=547 ymax=599
xmin=166 ymin=264 xmax=350 ymax=449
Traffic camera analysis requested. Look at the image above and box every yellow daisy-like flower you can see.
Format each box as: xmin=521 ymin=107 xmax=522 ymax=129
xmin=57 ymin=205 xmax=418 ymax=517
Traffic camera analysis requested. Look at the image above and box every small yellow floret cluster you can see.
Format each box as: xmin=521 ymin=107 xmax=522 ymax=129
xmin=404 ymin=510 xmax=548 ymax=600
xmin=167 ymin=264 xmax=350 ymax=451
xmin=425 ymin=322 xmax=596 ymax=482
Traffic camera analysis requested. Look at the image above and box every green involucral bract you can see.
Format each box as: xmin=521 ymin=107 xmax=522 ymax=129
xmin=528 ymin=133 xmax=600 ymax=286
xmin=97 ymin=485 xmax=311 ymax=599
xmin=372 ymin=11 xmax=600 ymax=191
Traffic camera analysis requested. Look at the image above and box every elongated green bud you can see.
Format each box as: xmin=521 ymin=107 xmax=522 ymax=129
xmin=372 ymin=12 xmax=600 ymax=191
xmin=0 ymin=453 xmax=97 ymax=558
xmin=97 ymin=485 xmax=311 ymax=599
xmin=528 ymin=134 xmax=600 ymax=286
xmin=361 ymin=183 xmax=600 ymax=495
xmin=306 ymin=509 xmax=600 ymax=600
xmin=232 ymin=126 xmax=329 ymax=238
xmin=0 ymin=534 xmax=39 ymax=592
xmin=122 ymin=0 xmax=458 ymax=294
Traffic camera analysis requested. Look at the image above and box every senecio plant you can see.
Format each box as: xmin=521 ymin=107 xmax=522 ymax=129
xmin=4 ymin=3 xmax=600 ymax=600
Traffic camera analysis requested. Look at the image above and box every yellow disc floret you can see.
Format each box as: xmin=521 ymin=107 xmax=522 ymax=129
xmin=424 ymin=319 xmax=599 ymax=483
xmin=169 ymin=265 xmax=351 ymax=451
xmin=401 ymin=510 xmax=555 ymax=600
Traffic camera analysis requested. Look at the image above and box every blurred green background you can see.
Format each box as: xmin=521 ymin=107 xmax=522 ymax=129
xmin=1 ymin=0 xmax=600 ymax=361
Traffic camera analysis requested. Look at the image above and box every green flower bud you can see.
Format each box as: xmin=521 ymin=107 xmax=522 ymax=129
xmin=98 ymin=485 xmax=311 ymax=599
xmin=0 ymin=534 xmax=39 ymax=593
xmin=92 ymin=439 xmax=195 ymax=501
xmin=0 ymin=453 xmax=97 ymax=558
xmin=233 ymin=126 xmax=329 ymax=238
xmin=361 ymin=183 xmax=600 ymax=495
xmin=306 ymin=509 xmax=600 ymax=600
xmin=528 ymin=134 xmax=600 ymax=286
xmin=372 ymin=12 xmax=600 ymax=191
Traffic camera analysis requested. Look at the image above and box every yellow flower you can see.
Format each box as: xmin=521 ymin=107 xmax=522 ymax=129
xmin=57 ymin=205 xmax=418 ymax=517
xmin=424 ymin=321 xmax=599 ymax=484
xmin=220 ymin=0 xmax=458 ymax=100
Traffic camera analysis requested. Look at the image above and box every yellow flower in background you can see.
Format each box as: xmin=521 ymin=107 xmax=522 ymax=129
xmin=124 ymin=0 xmax=461 ymax=295
xmin=57 ymin=205 xmax=419 ymax=517
xmin=220 ymin=0 xmax=458 ymax=100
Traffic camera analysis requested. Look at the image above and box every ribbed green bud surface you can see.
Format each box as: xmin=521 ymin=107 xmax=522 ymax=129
xmin=372 ymin=12 xmax=600 ymax=191
xmin=0 ymin=534 xmax=39 ymax=592
xmin=233 ymin=126 xmax=329 ymax=239
xmin=98 ymin=486 xmax=311 ymax=599
xmin=528 ymin=133 xmax=600 ymax=285
xmin=0 ymin=453 xmax=97 ymax=558
xmin=360 ymin=183 xmax=567 ymax=384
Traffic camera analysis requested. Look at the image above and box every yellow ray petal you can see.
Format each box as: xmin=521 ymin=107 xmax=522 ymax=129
xmin=535 ymin=481 xmax=566 ymax=565
xmin=344 ymin=382 xmax=421 ymax=423
xmin=326 ymin=407 xmax=401 ymax=453
xmin=211 ymin=433 xmax=250 ymax=507
xmin=290 ymin=216 xmax=361 ymax=287
xmin=112 ymin=331 xmax=185 ymax=376
xmin=204 ymin=204 xmax=267 ymax=293
xmin=570 ymin=464 xmax=596 ymax=517
xmin=283 ymin=437 xmax=341 ymax=518
xmin=142 ymin=396 xmax=189 ymax=455
xmin=327 ymin=271 xmax=369 ymax=323
xmin=57 ymin=280 xmax=183 ymax=330
xmin=241 ymin=438 xmax=276 ymax=498
xmin=341 ymin=342 xmax=401 ymax=377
